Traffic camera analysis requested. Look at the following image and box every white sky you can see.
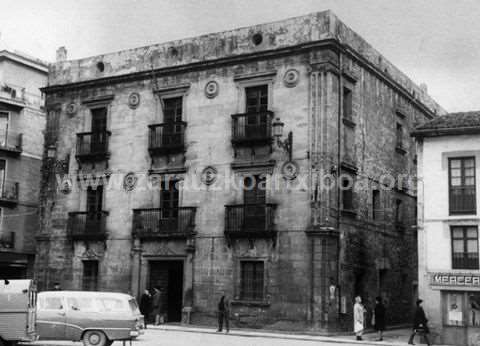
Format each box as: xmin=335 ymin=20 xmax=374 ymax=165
xmin=1 ymin=0 xmax=479 ymax=113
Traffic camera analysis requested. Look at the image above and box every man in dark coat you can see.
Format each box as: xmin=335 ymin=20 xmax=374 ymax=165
xmin=408 ymin=299 xmax=431 ymax=345
xmin=139 ymin=289 xmax=152 ymax=329
xmin=216 ymin=291 xmax=230 ymax=333
xmin=374 ymin=296 xmax=386 ymax=341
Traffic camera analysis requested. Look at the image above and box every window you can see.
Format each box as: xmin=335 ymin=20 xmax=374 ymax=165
xmin=341 ymin=177 xmax=353 ymax=211
xmin=343 ymin=125 xmax=355 ymax=163
xmin=41 ymin=297 xmax=63 ymax=310
xmin=372 ymin=189 xmax=380 ymax=220
xmin=161 ymin=179 xmax=179 ymax=218
xmin=0 ymin=160 xmax=5 ymax=195
xmin=82 ymin=260 xmax=98 ymax=291
xmin=90 ymin=107 xmax=108 ymax=153
xmin=396 ymin=123 xmax=403 ymax=149
xmin=395 ymin=199 xmax=403 ymax=225
xmin=451 ymin=226 xmax=479 ymax=269
xmin=449 ymin=157 xmax=476 ymax=215
xmin=444 ymin=292 xmax=465 ymax=326
xmin=245 ymin=85 xmax=268 ymax=113
xmin=243 ymin=175 xmax=267 ymax=230
xmin=343 ymin=87 xmax=353 ymax=119
xmin=162 ymin=97 xmax=183 ymax=146
xmin=240 ymin=261 xmax=264 ymax=301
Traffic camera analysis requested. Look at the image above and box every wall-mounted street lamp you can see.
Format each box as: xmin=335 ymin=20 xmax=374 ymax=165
xmin=272 ymin=117 xmax=293 ymax=161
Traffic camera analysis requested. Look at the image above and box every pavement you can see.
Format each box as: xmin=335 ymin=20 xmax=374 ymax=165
xmin=23 ymin=323 xmax=451 ymax=346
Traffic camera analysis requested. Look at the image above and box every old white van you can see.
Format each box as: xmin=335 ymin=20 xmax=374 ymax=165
xmin=37 ymin=291 xmax=144 ymax=346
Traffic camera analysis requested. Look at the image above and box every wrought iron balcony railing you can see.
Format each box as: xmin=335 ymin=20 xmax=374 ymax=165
xmin=67 ymin=211 xmax=109 ymax=241
xmin=231 ymin=111 xmax=274 ymax=145
xmin=75 ymin=131 xmax=111 ymax=161
xmin=225 ymin=203 xmax=276 ymax=237
xmin=452 ymin=252 xmax=479 ymax=270
xmin=148 ymin=122 xmax=186 ymax=155
xmin=133 ymin=207 xmax=196 ymax=238
xmin=0 ymin=130 xmax=22 ymax=154
xmin=0 ymin=182 xmax=19 ymax=206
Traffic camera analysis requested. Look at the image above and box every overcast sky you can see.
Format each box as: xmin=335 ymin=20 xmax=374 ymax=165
xmin=1 ymin=0 xmax=479 ymax=113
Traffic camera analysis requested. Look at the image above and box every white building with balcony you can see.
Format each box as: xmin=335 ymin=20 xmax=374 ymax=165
xmin=414 ymin=111 xmax=480 ymax=346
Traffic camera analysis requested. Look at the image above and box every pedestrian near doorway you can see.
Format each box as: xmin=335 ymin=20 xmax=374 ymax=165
xmin=373 ymin=296 xmax=386 ymax=341
xmin=140 ymin=289 xmax=152 ymax=329
xmin=152 ymin=287 xmax=164 ymax=325
xmin=408 ymin=299 xmax=432 ymax=346
xmin=217 ymin=291 xmax=230 ymax=333
xmin=354 ymin=296 xmax=366 ymax=340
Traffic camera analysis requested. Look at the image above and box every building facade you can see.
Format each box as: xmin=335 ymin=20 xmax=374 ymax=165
xmin=414 ymin=112 xmax=480 ymax=346
xmin=0 ymin=48 xmax=47 ymax=277
xmin=36 ymin=11 xmax=443 ymax=331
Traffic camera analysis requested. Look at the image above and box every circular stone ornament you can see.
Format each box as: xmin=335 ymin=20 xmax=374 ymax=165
xmin=123 ymin=172 xmax=138 ymax=191
xmin=283 ymin=69 xmax=300 ymax=88
xmin=128 ymin=92 xmax=141 ymax=109
xmin=281 ymin=161 xmax=299 ymax=180
xmin=201 ymin=166 xmax=218 ymax=185
xmin=204 ymin=81 xmax=219 ymax=99
xmin=66 ymin=102 xmax=77 ymax=116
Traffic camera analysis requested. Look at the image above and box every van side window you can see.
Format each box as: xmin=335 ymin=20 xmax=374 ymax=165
xmin=67 ymin=297 xmax=97 ymax=312
xmin=43 ymin=297 xmax=63 ymax=310
xmin=99 ymin=298 xmax=126 ymax=312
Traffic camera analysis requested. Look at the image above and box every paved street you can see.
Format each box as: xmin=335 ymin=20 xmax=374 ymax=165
xmin=25 ymin=326 xmax=447 ymax=346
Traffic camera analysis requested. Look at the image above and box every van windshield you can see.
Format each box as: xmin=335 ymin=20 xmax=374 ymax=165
xmin=128 ymin=298 xmax=140 ymax=314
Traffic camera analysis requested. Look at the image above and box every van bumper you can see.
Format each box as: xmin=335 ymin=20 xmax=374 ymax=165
xmin=130 ymin=329 xmax=144 ymax=337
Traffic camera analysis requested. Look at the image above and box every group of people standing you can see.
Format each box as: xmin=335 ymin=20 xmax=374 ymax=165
xmin=354 ymin=296 xmax=431 ymax=345
xmin=139 ymin=287 xmax=166 ymax=328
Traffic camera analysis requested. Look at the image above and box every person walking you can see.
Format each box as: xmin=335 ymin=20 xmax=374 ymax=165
xmin=408 ymin=299 xmax=432 ymax=346
xmin=354 ymin=296 xmax=366 ymax=340
xmin=373 ymin=296 xmax=386 ymax=341
xmin=217 ymin=292 xmax=230 ymax=333
xmin=139 ymin=289 xmax=152 ymax=329
xmin=152 ymin=287 xmax=163 ymax=326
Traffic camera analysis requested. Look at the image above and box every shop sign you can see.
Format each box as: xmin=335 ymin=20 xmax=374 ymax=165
xmin=430 ymin=272 xmax=480 ymax=289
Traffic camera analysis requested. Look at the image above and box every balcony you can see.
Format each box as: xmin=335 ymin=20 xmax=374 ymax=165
xmin=0 ymin=88 xmax=26 ymax=108
xmin=452 ymin=252 xmax=479 ymax=270
xmin=75 ymin=131 xmax=111 ymax=162
xmin=0 ymin=130 xmax=22 ymax=155
xmin=0 ymin=182 xmax=19 ymax=207
xmin=231 ymin=111 xmax=274 ymax=146
xmin=67 ymin=211 xmax=109 ymax=241
xmin=225 ymin=204 xmax=276 ymax=239
xmin=132 ymin=207 xmax=196 ymax=239
xmin=148 ymin=122 xmax=186 ymax=156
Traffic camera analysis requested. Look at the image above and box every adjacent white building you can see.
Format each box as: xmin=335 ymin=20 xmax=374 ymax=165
xmin=414 ymin=111 xmax=480 ymax=346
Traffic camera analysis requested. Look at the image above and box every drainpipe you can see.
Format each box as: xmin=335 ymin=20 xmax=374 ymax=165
xmin=336 ymin=52 xmax=343 ymax=320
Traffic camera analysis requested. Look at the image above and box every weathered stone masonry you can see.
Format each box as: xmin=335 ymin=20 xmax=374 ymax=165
xmin=36 ymin=11 xmax=444 ymax=331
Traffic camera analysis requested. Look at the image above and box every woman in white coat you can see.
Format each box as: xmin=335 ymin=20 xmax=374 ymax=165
xmin=354 ymin=296 xmax=365 ymax=340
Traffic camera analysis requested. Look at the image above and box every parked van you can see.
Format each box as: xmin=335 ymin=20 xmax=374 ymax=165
xmin=37 ymin=291 xmax=144 ymax=346
xmin=0 ymin=279 xmax=37 ymax=346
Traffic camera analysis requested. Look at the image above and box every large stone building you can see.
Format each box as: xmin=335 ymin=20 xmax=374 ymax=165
xmin=413 ymin=112 xmax=480 ymax=346
xmin=36 ymin=11 xmax=444 ymax=331
xmin=0 ymin=47 xmax=47 ymax=277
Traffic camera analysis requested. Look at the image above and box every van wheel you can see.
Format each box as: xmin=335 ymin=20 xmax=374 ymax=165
xmin=82 ymin=330 xmax=107 ymax=346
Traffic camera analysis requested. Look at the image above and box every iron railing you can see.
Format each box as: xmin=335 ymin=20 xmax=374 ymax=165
xmin=0 ymin=181 xmax=19 ymax=203
xmin=67 ymin=211 xmax=109 ymax=240
xmin=452 ymin=252 xmax=479 ymax=270
xmin=76 ymin=131 xmax=111 ymax=160
xmin=0 ymin=130 xmax=22 ymax=153
xmin=231 ymin=111 xmax=274 ymax=145
xmin=225 ymin=204 xmax=276 ymax=234
xmin=148 ymin=122 xmax=186 ymax=155
xmin=449 ymin=186 xmax=476 ymax=215
xmin=133 ymin=207 xmax=196 ymax=238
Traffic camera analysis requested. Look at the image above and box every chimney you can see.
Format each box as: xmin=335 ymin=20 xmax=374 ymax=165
xmin=56 ymin=46 xmax=67 ymax=62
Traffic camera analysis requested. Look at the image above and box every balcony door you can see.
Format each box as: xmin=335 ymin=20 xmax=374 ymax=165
xmin=243 ymin=175 xmax=266 ymax=230
xmin=245 ymin=85 xmax=268 ymax=139
xmin=0 ymin=112 xmax=8 ymax=147
xmin=163 ymin=97 xmax=183 ymax=147
xmin=0 ymin=160 xmax=6 ymax=196
xmin=90 ymin=107 xmax=107 ymax=153
xmin=161 ymin=180 xmax=179 ymax=227
xmin=86 ymin=186 xmax=103 ymax=232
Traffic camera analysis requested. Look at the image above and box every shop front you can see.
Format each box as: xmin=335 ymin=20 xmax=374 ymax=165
xmin=430 ymin=273 xmax=480 ymax=346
